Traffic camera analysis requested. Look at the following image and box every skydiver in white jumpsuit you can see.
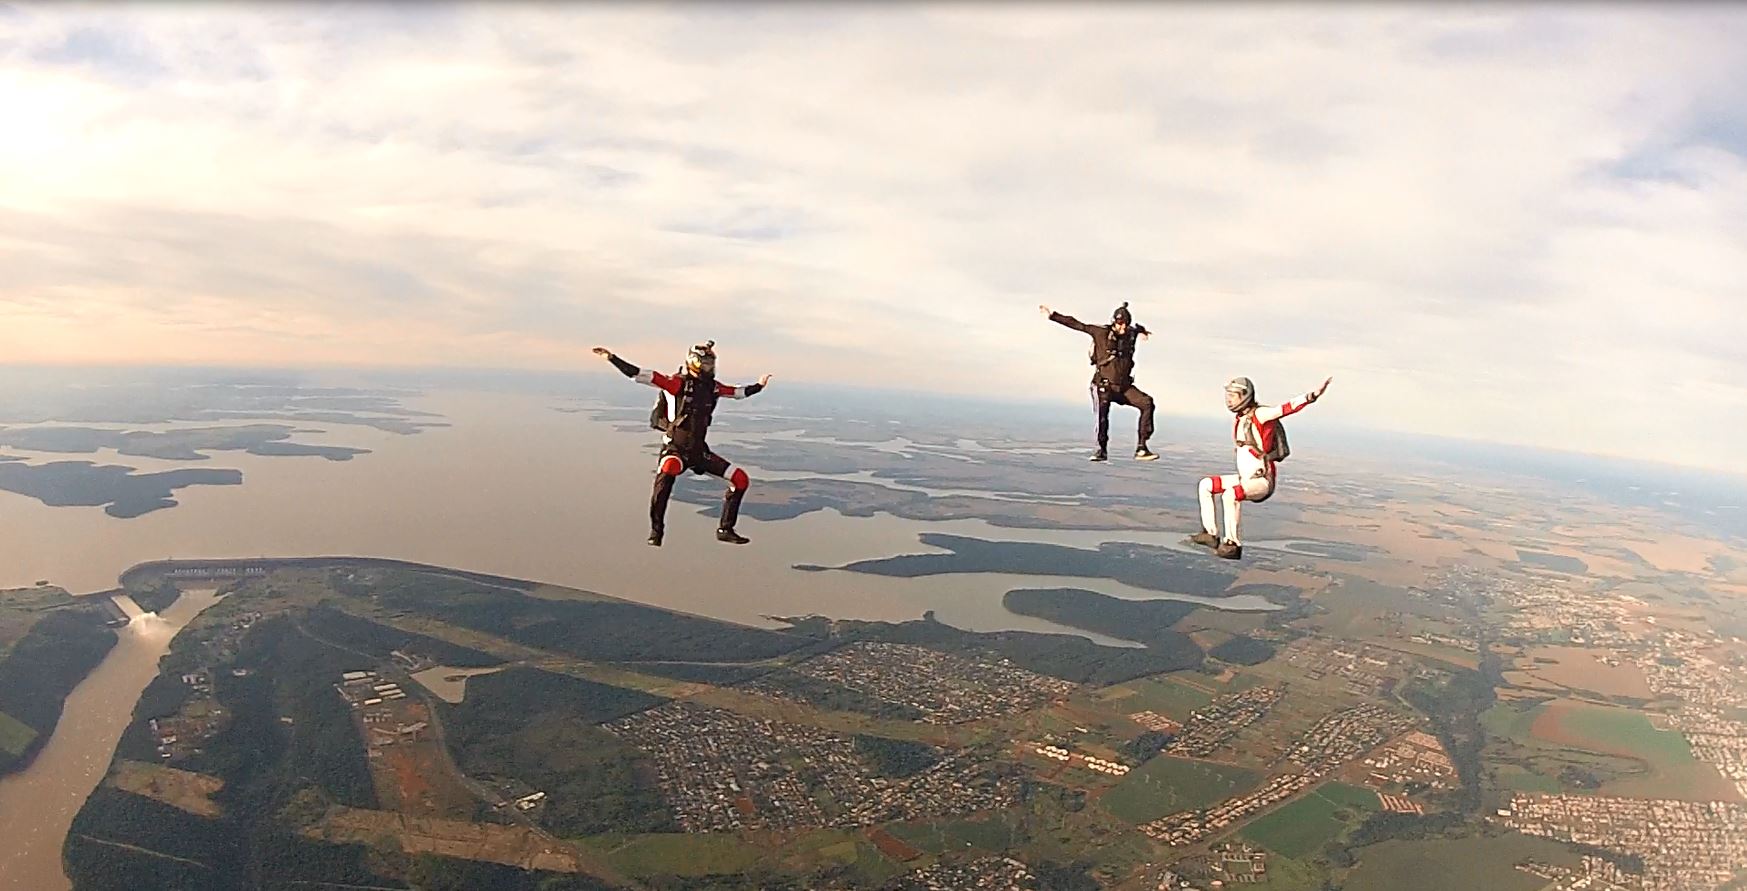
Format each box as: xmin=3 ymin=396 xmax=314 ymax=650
xmin=1190 ymin=376 xmax=1332 ymax=560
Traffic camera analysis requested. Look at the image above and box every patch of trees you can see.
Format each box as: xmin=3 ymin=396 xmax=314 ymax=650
xmin=129 ymin=579 xmax=183 ymax=614
xmin=443 ymin=668 xmax=674 ymax=836
xmin=1559 ymin=766 xmax=1604 ymax=790
xmin=1208 ymin=635 xmax=1277 ymax=666
xmin=853 ymin=734 xmax=943 ymax=778
xmin=447 ymin=667 xmax=664 ymax=732
xmin=751 ymin=670 xmax=927 ymax=721
xmin=0 ymin=607 xmax=117 ymax=774
xmin=65 ymin=787 xmax=241 ymax=887
xmin=1321 ymin=811 xmax=1469 ymax=867
xmin=63 ymin=833 xmax=231 ymax=891
xmin=301 ymin=605 xmax=504 ymax=667
xmin=1119 ymin=730 xmax=1175 ymax=764
xmin=367 ymin=573 xmax=806 ymax=663
xmin=1032 ymin=860 xmax=1101 ymax=891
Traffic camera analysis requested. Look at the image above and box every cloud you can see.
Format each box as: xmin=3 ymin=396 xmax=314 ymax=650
xmin=1 ymin=3 xmax=1745 ymax=471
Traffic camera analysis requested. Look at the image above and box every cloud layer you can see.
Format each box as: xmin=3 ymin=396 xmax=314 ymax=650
xmin=2 ymin=4 xmax=1745 ymax=470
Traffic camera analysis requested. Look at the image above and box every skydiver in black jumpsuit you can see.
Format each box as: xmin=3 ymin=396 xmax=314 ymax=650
xmin=1040 ymin=302 xmax=1158 ymax=462
xmin=593 ymin=342 xmax=771 ymax=546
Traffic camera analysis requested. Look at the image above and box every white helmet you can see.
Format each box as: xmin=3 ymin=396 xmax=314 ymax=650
xmin=1225 ymin=377 xmax=1256 ymax=413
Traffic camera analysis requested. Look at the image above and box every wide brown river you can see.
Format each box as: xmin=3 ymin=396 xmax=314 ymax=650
xmin=0 ymin=389 xmax=1267 ymax=889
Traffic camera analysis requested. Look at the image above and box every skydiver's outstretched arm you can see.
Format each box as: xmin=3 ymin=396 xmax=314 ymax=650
xmin=1254 ymin=377 xmax=1333 ymax=423
xmin=593 ymin=347 xmax=682 ymax=395
xmin=716 ymin=374 xmax=773 ymax=400
xmin=1040 ymin=304 xmax=1091 ymax=333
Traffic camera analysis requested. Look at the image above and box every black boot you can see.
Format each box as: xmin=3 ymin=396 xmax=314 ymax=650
xmin=1189 ymin=531 xmax=1220 ymax=549
xmin=1215 ymin=540 xmax=1243 ymax=560
xmin=1088 ymin=449 xmax=1108 ymax=462
xmin=717 ymin=487 xmax=749 ymax=544
xmin=650 ymin=472 xmax=675 ymax=546
xmin=1134 ymin=446 xmax=1158 ymax=462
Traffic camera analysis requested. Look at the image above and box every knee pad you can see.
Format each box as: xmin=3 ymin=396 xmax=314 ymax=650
xmin=658 ymin=455 xmax=684 ymax=476
xmin=1233 ymin=484 xmax=1248 ymax=502
xmin=1205 ymin=477 xmax=1223 ymax=495
xmin=728 ymin=468 xmax=750 ymax=491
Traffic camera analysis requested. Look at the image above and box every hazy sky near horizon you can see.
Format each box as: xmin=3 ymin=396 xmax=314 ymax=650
xmin=2 ymin=4 xmax=1745 ymax=470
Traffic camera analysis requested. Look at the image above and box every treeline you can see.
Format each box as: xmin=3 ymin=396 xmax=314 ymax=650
xmin=302 ymin=605 xmax=504 ymax=667
xmin=0 ymin=607 xmax=117 ymax=774
xmin=366 ymin=572 xmax=807 ymax=663
xmin=442 ymin=667 xmax=675 ymax=836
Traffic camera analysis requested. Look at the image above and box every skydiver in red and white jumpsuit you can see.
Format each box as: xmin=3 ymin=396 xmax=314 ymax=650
xmin=593 ymin=342 xmax=772 ymax=547
xmin=1190 ymin=375 xmax=1332 ymax=560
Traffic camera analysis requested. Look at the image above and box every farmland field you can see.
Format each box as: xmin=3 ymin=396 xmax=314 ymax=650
xmin=1238 ymin=782 xmax=1377 ymax=858
xmin=1098 ymin=756 xmax=1261 ymax=824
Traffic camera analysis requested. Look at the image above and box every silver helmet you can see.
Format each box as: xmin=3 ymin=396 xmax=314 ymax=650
xmin=1224 ymin=377 xmax=1256 ymax=413
xmin=684 ymin=341 xmax=717 ymax=376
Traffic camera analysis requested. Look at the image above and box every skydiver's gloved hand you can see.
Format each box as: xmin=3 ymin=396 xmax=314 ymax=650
xmin=1310 ymin=376 xmax=1333 ymax=402
xmin=595 ymin=347 xmax=639 ymax=378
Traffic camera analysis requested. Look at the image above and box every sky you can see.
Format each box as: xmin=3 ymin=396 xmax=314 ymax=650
xmin=1 ymin=3 xmax=1745 ymax=472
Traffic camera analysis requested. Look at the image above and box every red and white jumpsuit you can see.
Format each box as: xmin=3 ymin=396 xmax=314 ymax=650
xmin=1198 ymin=390 xmax=1318 ymax=545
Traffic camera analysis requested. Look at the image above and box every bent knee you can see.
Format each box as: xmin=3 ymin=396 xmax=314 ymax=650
xmin=658 ymin=455 xmax=684 ymax=476
xmin=1203 ymin=476 xmax=1224 ymax=495
xmin=729 ymin=468 xmax=750 ymax=491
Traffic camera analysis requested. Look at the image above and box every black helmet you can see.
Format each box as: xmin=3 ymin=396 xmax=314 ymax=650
xmin=685 ymin=341 xmax=717 ymax=376
xmin=1112 ymin=302 xmax=1132 ymax=326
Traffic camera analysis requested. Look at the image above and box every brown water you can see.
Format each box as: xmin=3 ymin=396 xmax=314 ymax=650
xmin=0 ymin=589 xmax=223 ymax=891
xmin=0 ymin=389 xmax=1269 ymax=889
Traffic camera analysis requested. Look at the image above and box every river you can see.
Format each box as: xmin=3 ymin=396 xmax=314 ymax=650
xmin=0 ymin=387 xmax=1273 ymax=889
xmin=0 ymin=589 xmax=224 ymax=891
